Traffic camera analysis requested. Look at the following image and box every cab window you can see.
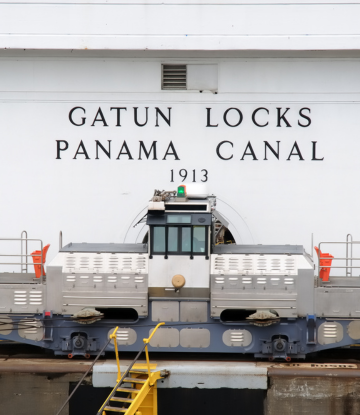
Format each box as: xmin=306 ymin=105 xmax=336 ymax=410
xmin=193 ymin=226 xmax=206 ymax=253
xmin=151 ymin=225 xmax=207 ymax=256
xmin=153 ymin=226 xmax=165 ymax=253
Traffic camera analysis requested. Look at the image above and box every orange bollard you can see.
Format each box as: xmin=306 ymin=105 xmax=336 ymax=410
xmin=31 ymin=244 xmax=50 ymax=278
xmin=314 ymin=246 xmax=334 ymax=282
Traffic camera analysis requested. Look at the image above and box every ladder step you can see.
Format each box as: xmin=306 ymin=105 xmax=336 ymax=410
xmin=104 ymin=406 xmax=127 ymax=413
xmin=117 ymin=387 xmax=140 ymax=393
xmin=129 ymin=369 xmax=149 ymax=374
xmin=123 ymin=377 xmax=147 ymax=383
xmin=110 ymin=397 xmax=134 ymax=403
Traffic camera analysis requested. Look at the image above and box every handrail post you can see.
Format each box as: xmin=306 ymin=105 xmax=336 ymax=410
xmin=346 ymin=234 xmax=353 ymax=277
xmin=143 ymin=322 xmax=165 ymax=384
xmin=21 ymin=230 xmax=28 ymax=273
xmin=145 ymin=345 xmax=151 ymax=380
xmin=110 ymin=327 xmax=121 ymax=382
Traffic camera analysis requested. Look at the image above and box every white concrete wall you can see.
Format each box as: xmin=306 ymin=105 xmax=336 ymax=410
xmin=1 ymin=2 xmax=360 ymax=50
xmin=1 ymin=2 xmax=360 ymax=269
xmin=0 ymin=53 xmax=360 ymax=268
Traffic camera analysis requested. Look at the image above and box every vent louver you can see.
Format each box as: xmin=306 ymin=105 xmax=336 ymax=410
xmin=162 ymin=65 xmax=187 ymax=90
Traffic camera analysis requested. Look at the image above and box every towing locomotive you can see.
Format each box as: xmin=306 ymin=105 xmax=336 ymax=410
xmin=0 ymin=185 xmax=359 ymax=361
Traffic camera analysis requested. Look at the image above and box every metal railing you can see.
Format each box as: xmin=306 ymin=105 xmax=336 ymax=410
xmin=0 ymin=231 xmax=43 ymax=278
xmin=97 ymin=322 xmax=165 ymax=415
xmin=318 ymin=235 xmax=360 ymax=278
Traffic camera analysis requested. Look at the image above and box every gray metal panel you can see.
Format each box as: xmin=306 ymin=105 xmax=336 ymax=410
xmin=180 ymin=301 xmax=208 ymax=322
xmin=62 ymin=289 xmax=148 ymax=316
xmin=315 ymin=287 xmax=360 ymax=317
xmin=348 ymin=321 xmax=360 ymax=340
xmin=191 ymin=213 xmax=211 ymax=225
xmin=152 ymin=301 xmax=179 ymax=322
xmin=108 ymin=327 xmax=137 ymax=346
xmin=295 ymin=269 xmax=315 ymax=317
xmin=0 ymin=284 xmax=45 ymax=314
xmin=146 ymin=214 xmax=166 ymax=225
xmin=149 ymin=287 xmax=210 ymax=299
xmin=180 ymin=328 xmax=210 ymax=348
xmin=18 ymin=318 xmax=43 ymax=341
xmin=210 ymin=273 xmax=298 ymax=318
xmin=60 ymin=269 xmax=149 ymax=316
xmin=318 ymin=322 xmax=344 ymax=345
xmin=0 ymin=273 xmax=37 ymax=284
xmin=46 ymin=266 xmax=63 ymax=313
xmin=149 ymin=327 xmax=179 ymax=348
xmin=0 ymin=316 xmax=13 ymax=335
xmin=213 ymin=245 xmax=305 ymax=255
xmin=147 ymin=213 xmax=211 ymax=225
xmin=60 ymin=243 xmax=148 ymax=253
xmin=319 ymin=277 xmax=360 ymax=288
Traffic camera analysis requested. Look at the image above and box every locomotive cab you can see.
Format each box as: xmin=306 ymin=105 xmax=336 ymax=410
xmin=147 ymin=187 xmax=213 ymax=300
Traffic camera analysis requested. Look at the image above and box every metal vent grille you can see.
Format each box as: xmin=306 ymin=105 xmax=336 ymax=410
xmin=230 ymin=332 xmax=244 ymax=343
xmin=23 ymin=319 xmax=39 ymax=334
xmin=324 ymin=324 xmax=338 ymax=338
xmin=14 ymin=290 xmax=27 ymax=305
xmin=136 ymin=256 xmax=147 ymax=270
xmin=162 ymin=65 xmax=187 ymax=90
xmin=29 ymin=291 xmax=42 ymax=305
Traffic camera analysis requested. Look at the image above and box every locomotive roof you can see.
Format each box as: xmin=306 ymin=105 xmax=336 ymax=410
xmin=60 ymin=242 xmax=148 ymax=253
xmin=213 ymin=244 xmax=305 ymax=255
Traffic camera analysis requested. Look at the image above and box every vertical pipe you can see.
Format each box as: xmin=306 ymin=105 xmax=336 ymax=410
xmin=59 ymin=231 xmax=63 ymax=250
xmin=145 ymin=345 xmax=151 ymax=382
xmin=346 ymin=234 xmax=353 ymax=277
xmin=110 ymin=327 xmax=121 ymax=382
xmin=21 ymin=230 xmax=28 ymax=273
xmin=311 ymin=233 xmax=314 ymax=259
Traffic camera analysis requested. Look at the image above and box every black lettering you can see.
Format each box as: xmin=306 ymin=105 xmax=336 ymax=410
xmin=56 ymin=140 xmax=69 ymax=159
xmin=95 ymin=140 xmax=111 ymax=159
xmin=73 ymin=141 xmax=90 ymax=159
xmin=298 ymin=107 xmax=311 ymax=127
xmin=223 ymin=108 xmax=243 ymax=127
xmin=216 ymin=141 xmax=233 ymax=160
xmin=264 ymin=141 xmax=280 ymax=160
xmin=163 ymin=141 xmax=180 ymax=160
xmin=241 ymin=142 xmax=258 ymax=160
xmin=134 ymin=107 xmax=149 ymax=127
xmin=277 ymin=107 xmax=291 ymax=127
xmin=155 ymin=107 xmax=171 ymax=127
xmin=311 ymin=141 xmax=324 ymax=161
xmin=206 ymin=108 xmax=218 ymax=127
xmin=117 ymin=141 xmax=133 ymax=160
xmin=252 ymin=107 xmax=269 ymax=127
xmin=91 ymin=107 xmax=108 ymax=127
xmin=69 ymin=107 xmax=86 ymax=126
xmin=287 ymin=141 xmax=304 ymax=160
xmin=110 ymin=107 xmax=127 ymax=127
xmin=139 ymin=141 xmax=157 ymax=159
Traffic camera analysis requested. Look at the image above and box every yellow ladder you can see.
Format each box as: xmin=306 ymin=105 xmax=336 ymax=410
xmin=98 ymin=323 xmax=167 ymax=415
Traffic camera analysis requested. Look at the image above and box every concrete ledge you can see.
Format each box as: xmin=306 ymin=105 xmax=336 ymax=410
xmin=93 ymin=360 xmax=268 ymax=389
xmin=0 ymin=358 xmax=92 ymax=373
